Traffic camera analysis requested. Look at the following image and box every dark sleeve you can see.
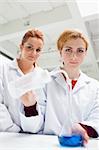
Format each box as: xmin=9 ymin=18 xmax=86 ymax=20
xmin=24 ymin=102 xmax=38 ymax=117
xmin=79 ymin=123 xmax=98 ymax=138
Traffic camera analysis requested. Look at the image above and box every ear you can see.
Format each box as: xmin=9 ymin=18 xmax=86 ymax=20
xmin=20 ymin=44 xmax=23 ymax=50
xmin=85 ymin=50 xmax=87 ymax=56
xmin=60 ymin=50 xmax=62 ymax=56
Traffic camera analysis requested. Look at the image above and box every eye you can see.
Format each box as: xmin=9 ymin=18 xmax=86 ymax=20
xmin=64 ymin=48 xmax=71 ymax=52
xmin=36 ymin=49 xmax=41 ymax=52
xmin=77 ymin=48 xmax=85 ymax=53
xmin=26 ymin=45 xmax=32 ymax=50
xmin=28 ymin=46 xmax=31 ymax=49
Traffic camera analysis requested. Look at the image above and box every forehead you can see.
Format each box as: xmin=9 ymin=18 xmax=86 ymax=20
xmin=63 ymin=38 xmax=86 ymax=48
xmin=26 ymin=37 xmax=43 ymax=47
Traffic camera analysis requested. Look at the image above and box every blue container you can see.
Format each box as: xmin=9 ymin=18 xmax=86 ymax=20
xmin=58 ymin=134 xmax=83 ymax=147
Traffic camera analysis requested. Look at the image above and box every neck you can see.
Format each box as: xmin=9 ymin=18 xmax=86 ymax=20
xmin=62 ymin=66 xmax=80 ymax=80
xmin=17 ymin=59 xmax=35 ymax=74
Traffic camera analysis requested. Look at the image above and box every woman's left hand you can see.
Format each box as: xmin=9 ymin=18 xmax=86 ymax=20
xmin=72 ymin=123 xmax=89 ymax=145
xmin=21 ymin=91 xmax=38 ymax=107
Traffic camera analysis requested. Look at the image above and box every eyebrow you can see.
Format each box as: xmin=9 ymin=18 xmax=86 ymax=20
xmin=27 ymin=43 xmax=42 ymax=49
xmin=77 ymin=47 xmax=85 ymax=49
xmin=27 ymin=43 xmax=33 ymax=46
xmin=64 ymin=46 xmax=72 ymax=48
xmin=64 ymin=46 xmax=85 ymax=49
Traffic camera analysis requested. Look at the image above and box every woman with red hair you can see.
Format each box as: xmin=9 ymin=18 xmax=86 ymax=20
xmin=0 ymin=28 xmax=45 ymax=133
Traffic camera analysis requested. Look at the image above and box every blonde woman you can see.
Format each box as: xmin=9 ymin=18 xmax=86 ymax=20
xmin=42 ymin=29 xmax=99 ymax=144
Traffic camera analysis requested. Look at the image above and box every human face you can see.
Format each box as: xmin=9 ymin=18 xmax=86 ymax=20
xmin=60 ymin=38 xmax=87 ymax=69
xmin=20 ymin=37 xmax=43 ymax=63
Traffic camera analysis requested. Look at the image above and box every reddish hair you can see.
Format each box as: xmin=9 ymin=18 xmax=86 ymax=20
xmin=21 ymin=29 xmax=44 ymax=45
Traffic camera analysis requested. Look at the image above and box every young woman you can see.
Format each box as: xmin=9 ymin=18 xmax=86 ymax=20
xmin=0 ymin=29 xmax=45 ymax=133
xmin=18 ymin=29 xmax=99 ymax=143
xmin=42 ymin=29 xmax=99 ymax=144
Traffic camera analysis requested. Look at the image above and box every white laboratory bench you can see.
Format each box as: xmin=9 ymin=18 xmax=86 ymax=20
xmin=0 ymin=132 xmax=99 ymax=150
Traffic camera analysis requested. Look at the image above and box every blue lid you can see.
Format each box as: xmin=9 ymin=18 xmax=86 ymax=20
xmin=58 ymin=134 xmax=83 ymax=147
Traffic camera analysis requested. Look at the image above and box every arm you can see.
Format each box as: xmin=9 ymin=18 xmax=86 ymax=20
xmin=0 ymin=64 xmax=20 ymax=132
xmin=0 ymin=103 xmax=20 ymax=132
xmin=79 ymin=123 xmax=98 ymax=138
xmin=71 ymin=82 xmax=99 ymax=145
xmin=0 ymin=78 xmax=20 ymax=132
xmin=80 ymin=84 xmax=99 ymax=138
xmin=24 ymin=102 xmax=38 ymax=117
xmin=71 ymin=122 xmax=98 ymax=146
xmin=20 ymin=88 xmax=46 ymax=133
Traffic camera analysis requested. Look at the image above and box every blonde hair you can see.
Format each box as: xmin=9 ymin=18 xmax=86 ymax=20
xmin=57 ymin=29 xmax=88 ymax=51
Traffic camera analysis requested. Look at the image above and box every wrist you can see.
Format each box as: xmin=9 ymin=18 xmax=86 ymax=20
xmin=24 ymin=102 xmax=38 ymax=117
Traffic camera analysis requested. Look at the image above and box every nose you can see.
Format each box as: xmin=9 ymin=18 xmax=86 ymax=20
xmin=31 ymin=49 xmax=37 ymax=55
xmin=70 ymin=52 xmax=77 ymax=59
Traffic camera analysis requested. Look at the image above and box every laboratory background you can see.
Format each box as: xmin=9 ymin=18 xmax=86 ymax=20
xmin=0 ymin=0 xmax=99 ymax=80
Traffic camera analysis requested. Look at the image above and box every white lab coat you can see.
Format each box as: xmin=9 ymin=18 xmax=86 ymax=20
xmin=1 ymin=61 xmax=99 ymax=135
xmin=43 ymin=67 xmax=99 ymax=136
xmin=0 ymin=59 xmax=45 ymax=133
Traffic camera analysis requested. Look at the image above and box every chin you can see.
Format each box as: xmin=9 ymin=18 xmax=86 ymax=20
xmin=27 ymin=58 xmax=35 ymax=64
xmin=69 ymin=64 xmax=78 ymax=68
xmin=28 ymin=57 xmax=35 ymax=61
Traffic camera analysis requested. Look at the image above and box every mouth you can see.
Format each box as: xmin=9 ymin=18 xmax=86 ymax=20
xmin=29 ymin=56 xmax=35 ymax=59
xmin=28 ymin=57 xmax=36 ymax=62
xmin=69 ymin=61 xmax=78 ymax=64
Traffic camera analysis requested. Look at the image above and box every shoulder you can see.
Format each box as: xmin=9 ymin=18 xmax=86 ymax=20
xmin=3 ymin=59 xmax=18 ymax=71
xmin=89 ymin=77 xmax=99 ymax=87
xmin=81 ymin=72 xmax=99 ymax=87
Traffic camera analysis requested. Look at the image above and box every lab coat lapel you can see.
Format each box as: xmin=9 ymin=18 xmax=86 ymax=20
xmin=9 ymin=59 xmax=24 ymax=76
xmin=73 ymin=72 xmax=90 ymax=94
xmin=54 ymin=73 xmax=68 ymax=91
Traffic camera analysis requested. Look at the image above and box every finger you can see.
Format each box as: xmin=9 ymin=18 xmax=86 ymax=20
xmin=83 ymin=132 xmax=89 ymax=146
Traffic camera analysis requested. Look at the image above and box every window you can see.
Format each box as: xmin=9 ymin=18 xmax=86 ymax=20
xmin=76 ymin=0 xmax=99 ymax=17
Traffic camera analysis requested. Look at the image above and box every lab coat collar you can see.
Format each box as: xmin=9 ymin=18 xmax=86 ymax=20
xmin=51 ymin=67 xmax=91 ymax=92
xmin=51 ymin=67 xmax=70 ymax=90
xmin=10 ymin=58 xmax=19 ymax=70
xmin=9 ymin=58 xmax=42 ymax=76
xmin=73 ymin=72 xmax=91 ymax=93
xmin=56 ymin=72 xmax=68 ymax=91
xmin=9 ymin=59 xmax=25 ymax=75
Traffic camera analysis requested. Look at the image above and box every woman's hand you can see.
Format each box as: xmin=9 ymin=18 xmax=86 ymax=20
xmin=72 ymin=123 xmax=89 ymax=145
xmin=21 ymin=91 xmax=38 ymax=107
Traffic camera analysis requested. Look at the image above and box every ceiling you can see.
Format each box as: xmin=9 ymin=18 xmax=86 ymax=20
xmin=0 ymin=0 xmax=72 ymax=57
xmin=0 ymin=0 xmax=99 ymax=79
xmin=85 ymin=17 xmax=99 ymax=60
xmin=0 ymin=0 xmax=67 ymax=25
